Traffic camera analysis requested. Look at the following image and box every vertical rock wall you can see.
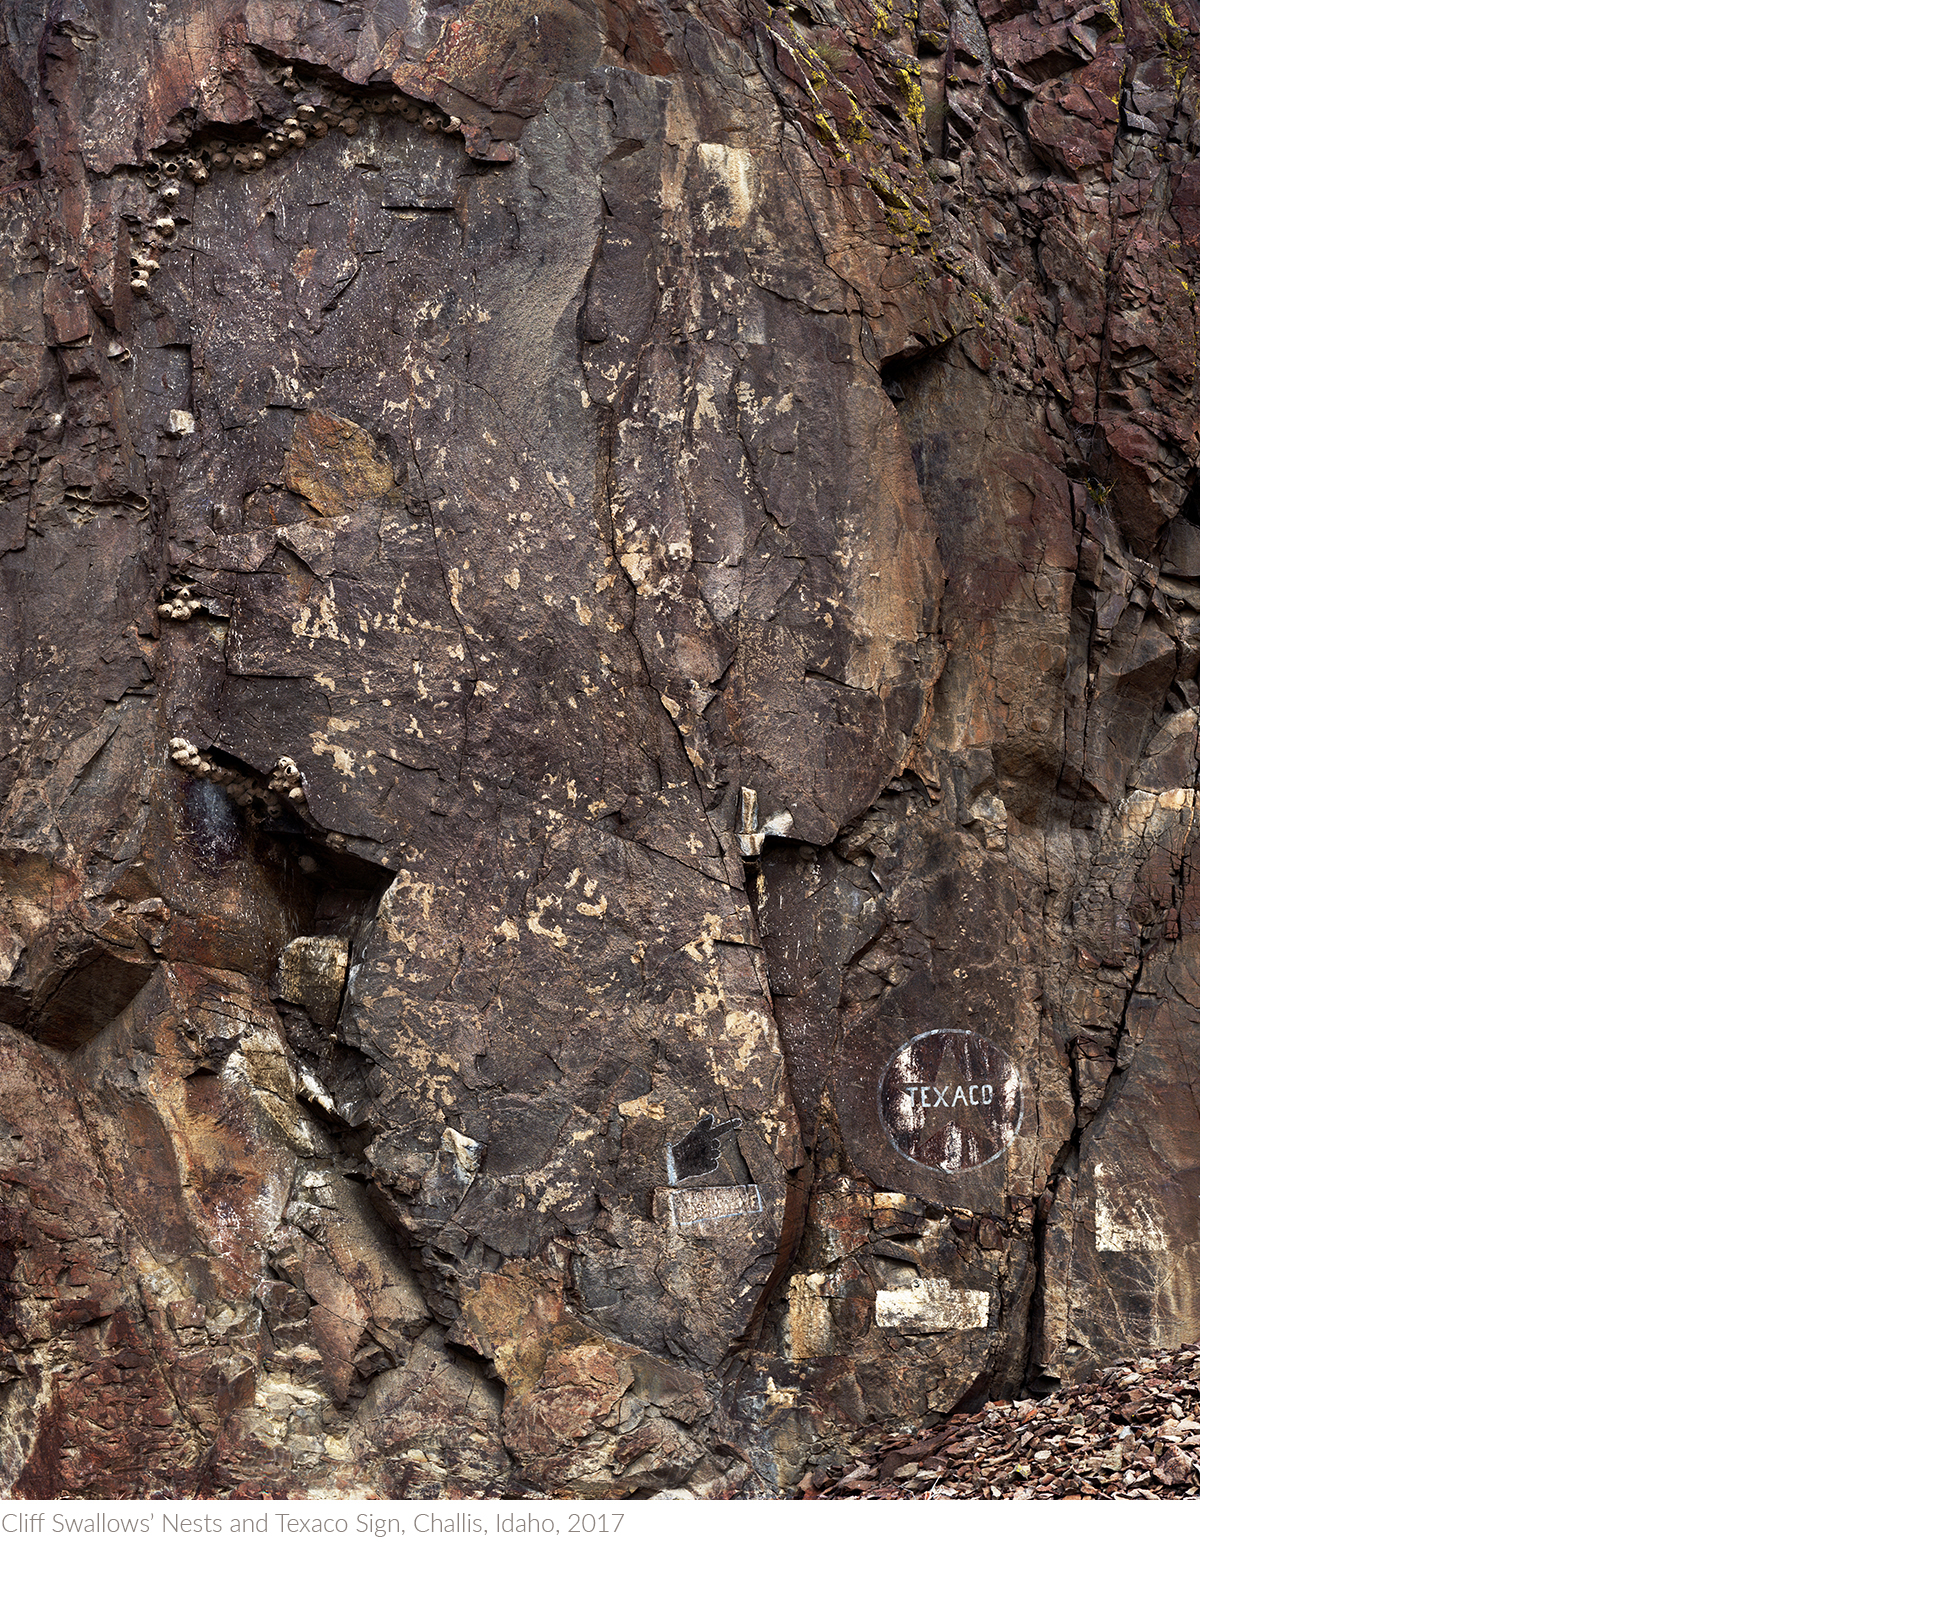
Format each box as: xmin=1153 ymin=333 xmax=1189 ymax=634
xmin=0 ymin=0 xmax=1196 ymax=1497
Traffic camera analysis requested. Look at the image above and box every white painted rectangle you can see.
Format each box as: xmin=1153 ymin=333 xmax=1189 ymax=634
xmin=668 ymin=1184 xmax=763 ymax=1228
xmin=874 ymin=1281 xmax=991 ymax=1333
xmin=1094 ymin=1163 xmax=1168 ymax=1253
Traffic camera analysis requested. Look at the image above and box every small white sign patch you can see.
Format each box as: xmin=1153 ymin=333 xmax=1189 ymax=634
xmin=874 ymin=1281 xmax=991 ymax=1333
xmin=1093 ymin=1163 xmax=1168 ymax=1253
xmin=667 ymin=1184 xmax=763 ymax=1229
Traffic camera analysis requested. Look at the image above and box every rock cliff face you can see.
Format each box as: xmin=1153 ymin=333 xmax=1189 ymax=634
xmin=0 ymin=0 xmax=1196 ymax=1498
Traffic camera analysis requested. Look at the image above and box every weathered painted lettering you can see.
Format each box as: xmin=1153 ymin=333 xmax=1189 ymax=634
xmin=878 ymin=1031 xmax=1024 ymax=1173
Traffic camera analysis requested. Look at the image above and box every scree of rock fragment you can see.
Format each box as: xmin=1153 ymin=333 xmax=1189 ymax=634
xmin=815 ymin=1342 xmax=1198 ymax=1499
xmin=0 ymin=0 xmax=1197 ymax=1499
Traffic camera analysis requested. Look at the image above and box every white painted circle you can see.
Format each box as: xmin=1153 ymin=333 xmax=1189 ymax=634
xmin=878 ymin=1029 xmax=1023 ymax=1172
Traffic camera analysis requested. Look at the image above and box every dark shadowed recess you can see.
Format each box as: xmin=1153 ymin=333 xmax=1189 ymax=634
xmin=1 ymin=755 xmax=394 ymax=1053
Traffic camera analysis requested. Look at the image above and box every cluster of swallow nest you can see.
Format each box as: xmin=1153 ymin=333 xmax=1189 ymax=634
xmin=128 ymin=58 xmax=464 ymax=298
xmin=806 ymin=1342 xmax=1199 ymax=1500
xmin=169 ymin=740 xmax=309 ymax=817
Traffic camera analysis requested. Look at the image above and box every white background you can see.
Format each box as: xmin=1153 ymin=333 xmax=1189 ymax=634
xmin=1250 ymin=2 xmax=1950 ymax=1590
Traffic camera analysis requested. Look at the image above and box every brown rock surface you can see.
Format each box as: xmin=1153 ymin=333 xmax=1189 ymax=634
xmin=0 ymin=0 xmax=1196 ymax=1498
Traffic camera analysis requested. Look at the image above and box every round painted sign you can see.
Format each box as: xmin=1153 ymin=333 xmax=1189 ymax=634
xmin=878 ymin=1029 xmax=1023 ymax=1172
